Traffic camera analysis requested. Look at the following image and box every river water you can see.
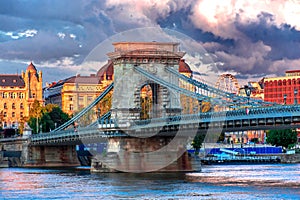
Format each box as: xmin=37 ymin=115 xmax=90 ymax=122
xmin=0 ymin=164 xmax=299 ymax=199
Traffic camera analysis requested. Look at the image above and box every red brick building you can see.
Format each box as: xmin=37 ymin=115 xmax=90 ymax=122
xmin=264 ymin=70 xmax=300 ymax=104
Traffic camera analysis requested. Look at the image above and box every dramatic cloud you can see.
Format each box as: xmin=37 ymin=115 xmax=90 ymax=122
xmin=0 ymin=0 xmax=300 ymax=85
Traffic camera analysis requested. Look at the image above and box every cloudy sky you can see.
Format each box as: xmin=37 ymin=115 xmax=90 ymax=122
xmin=0 ymin=0 xmax=300 ymax=85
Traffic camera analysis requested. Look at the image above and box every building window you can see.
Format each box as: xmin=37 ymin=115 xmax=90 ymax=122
xmin=12 ymin=112 xmax=15 ymax=118
xmin=3 ymin=93 xmax=8 ymax=98
xmin=87 ymin=96 xmax=93 ymax=102
xmin=19 ymin=93 xmax=24 ymax=99
xmin=12 ymin=103 xmax=15 ymax=109
xmin=69 ymin=96 xmax=73 ymax=101
xmin=79 ymin=96 xmax=84 ymax=102
xmin=69 ymin=104 xmax=73 ymax=111
xmin=4 ymin=103 xmax=7 ymax=109
xmin=4 ymin=112 xmax=7 ymax=117
xmin=20 ymin=112 xmax=23 ymax=118
xmin=32 ymin=93 xmax=36 ymax=98
xmin=20 ymin=103 xmax=24 ymax=109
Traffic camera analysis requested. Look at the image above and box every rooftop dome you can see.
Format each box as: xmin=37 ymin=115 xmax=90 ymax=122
xmin=179 ymin=59 xmax=192 ymax=73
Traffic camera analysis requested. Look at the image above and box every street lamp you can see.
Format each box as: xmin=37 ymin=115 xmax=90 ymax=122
xmin=198 ymin=100 xmax=202 ymax=113
xmin=245 ymin=86 xmax=251 ymax=105
xmin=294 ymin=89 xmax=298 ymax=104
xmin=283 ymin=94 xmax=287 ymax=105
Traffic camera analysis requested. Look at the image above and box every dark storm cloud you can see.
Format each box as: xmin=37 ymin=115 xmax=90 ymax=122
xmin=236 ymin=16 xmax=300 ymax=60
xmin=0 ymin=0 xmax=115 ymax=65
xmin=1 ymin=0 xmax=300 ymax=85
xmin=164 ymin=10 xmax=300 ymax=80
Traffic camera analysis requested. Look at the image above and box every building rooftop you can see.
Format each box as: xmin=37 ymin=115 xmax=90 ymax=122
xmin=0 ymin=75 xmax=25 ymax=87
xmin=26 ymin=62 xmax=37 ymax=72
xmin=97 ymin=60 xmax=114 ymax=82
xmin=179 ymin=59 xmax=192 ymax=74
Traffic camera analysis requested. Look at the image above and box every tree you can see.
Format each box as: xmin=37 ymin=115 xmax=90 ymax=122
xmin=191 ymin=134 xmax=205 ymax=155
xmin=28 ymin=100 xmax=42 ymax=133
xmin=266 ymin=129 xmax=297 ymax=149
xmin=27 ymin=102 xmax=70 ymax=133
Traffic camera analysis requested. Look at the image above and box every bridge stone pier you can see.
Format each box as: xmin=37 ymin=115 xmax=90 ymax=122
xmin=91 ymin=42 xmax=200 ymax=172
xmin=0 ymin=137 xmax=79 ymax=168
xmin=23 ymin=145 xmax=79 ymax=167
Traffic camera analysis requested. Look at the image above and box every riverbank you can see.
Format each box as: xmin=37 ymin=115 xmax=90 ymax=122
xmin=280 ymin=153 xmax=300 ymax=163
xmin=199 ymin=153 xmax=300 ymax=165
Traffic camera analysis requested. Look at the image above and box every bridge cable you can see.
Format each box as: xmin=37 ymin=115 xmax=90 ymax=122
xmin=51 ymin=82 xmax=114 ymax=132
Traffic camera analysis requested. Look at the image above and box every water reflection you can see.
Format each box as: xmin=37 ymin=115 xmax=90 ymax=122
xmin=187 ymin=164 xmax=300 ymax=188
xmin=0 ymin=164 xmax=299 ymax=199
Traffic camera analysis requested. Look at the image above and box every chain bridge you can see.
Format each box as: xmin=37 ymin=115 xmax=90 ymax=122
xmin=2 ymin=42 xmax=300 ymax=172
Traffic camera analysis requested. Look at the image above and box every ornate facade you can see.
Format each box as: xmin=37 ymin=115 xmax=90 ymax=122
xmin=44 ymin=61 xmax=113 ymax=116
xmin=0 ymin=62 xmax=43 ymax=128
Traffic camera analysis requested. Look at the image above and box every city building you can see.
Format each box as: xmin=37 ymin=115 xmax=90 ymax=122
xmin=264 ymin=70 xmax=300 ymax=104
xmin=0 ymin=62 xmax=43 ymax=129
xmin=178 ymin=59 xmax=195 ymax=114
xmin=239 ymin=79 xmax=264 ymax=100
xmin=44 ymin=61 xmax=113 ymax=116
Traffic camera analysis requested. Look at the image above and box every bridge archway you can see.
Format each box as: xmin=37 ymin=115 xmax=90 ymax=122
xmin=140 ymin=83 xmax=153 ymax=119
xmin=108 ymin=42 xmax=184 ymax=123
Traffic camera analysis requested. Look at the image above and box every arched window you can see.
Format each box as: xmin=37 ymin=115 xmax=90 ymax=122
xmin=12 ymin=103 xmax=15 ymax=109
xmin=20 ymin=103 xmax=24 ymax=109
xmin=19 ymin=93 xmax=24 ymax=99
xmin=4 ymin=103 xmax=7 ymax=109
xmin=140 ymin=84 xmax=154 ymax=120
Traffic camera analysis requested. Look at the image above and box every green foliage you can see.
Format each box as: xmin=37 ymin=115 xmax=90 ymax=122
xmin=27 ymin=102 xmax=70 ymax=133
xmin=191 ymin=134 xmax=205 ymax=154
xmin=266 ymin=129 xmax=297 ymax=149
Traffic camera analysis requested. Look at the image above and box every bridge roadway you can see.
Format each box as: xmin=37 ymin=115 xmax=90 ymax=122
xmin=29 ymin=105 xmax=300 ymax=146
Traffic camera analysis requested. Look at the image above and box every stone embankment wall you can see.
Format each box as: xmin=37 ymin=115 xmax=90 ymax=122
xmin=280 ymin=154 xmax=300 ymax=163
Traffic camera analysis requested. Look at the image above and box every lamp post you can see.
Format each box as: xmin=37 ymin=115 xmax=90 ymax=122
xmin=283 ymin=94 xmax=287 ymax=105
xmin=198 ymin=100 xmax=202 ymax=113
xmin=245 ymin=86 xmax=251 ymax=105
xmin=294 ymin=89 xmax=298 ymax=104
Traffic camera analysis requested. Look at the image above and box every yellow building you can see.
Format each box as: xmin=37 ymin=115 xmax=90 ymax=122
xmin=238 ymin=79 xmax=264 ymax=100
xmin=44 ymin=61 xmax=113 ymax=116
xmin=0 ymin=62 xmax=43 ymax=128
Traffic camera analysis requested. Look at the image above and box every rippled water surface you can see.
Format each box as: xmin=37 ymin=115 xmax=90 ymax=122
xmin=0 ymin=164 xmax=299 ymax=199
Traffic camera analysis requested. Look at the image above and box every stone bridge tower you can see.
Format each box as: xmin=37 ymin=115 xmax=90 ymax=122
xmin=107 ymin=42 xmax=185 ymax=124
